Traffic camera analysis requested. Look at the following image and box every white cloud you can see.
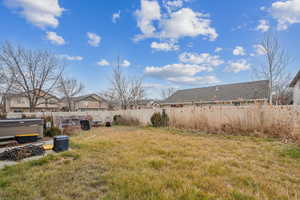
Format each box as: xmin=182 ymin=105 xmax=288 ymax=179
xmin=233 ymin=46 xmax=246 ymax=56
xmin=120 ymin=60 xmax=131 ymax=67
xmin=256 ymin=19 xmax=270 ymax=32
xmin=214 ymin=47 xmax=223 ymax=53
xmin=143 ymin=83 xmax=179 ymax=89
xmin=225 ymin=59 xmax=251 ymax=73
xmin=59 ymin=54 xmax=83 ymax=61
xmin=179 ymin=52 xmax=224 ymax=67
xmin=144 ymin=63 xmax=211 ymax=78
xmin=87 ymin=32 xmax=101 ymax=47
xmin=167 ymin=75 xmax=219 ymax=85
xmin=135 ymin=1 xmax=217 ymax=41
xmin=145 ymin=50 xmax=222 ymax=85
xmin=163 ymin=0 xmax=184 ymax=12
xmin=253 ymin=44 xmax=266 ymax=55
xmin=151 ymin=41 xmax=179 ymax=51
xmin=112 ymin=11 xmax=121 ymax=23
xmin=5 ymin=0 xmax=64 ymax=29
xmin=166 ymin=0 xmax=183 ymax=7
xmin=270 ymin=0 xmax=300 ymax=30
xmin=97 ymin=59 xmax=110 ymax=66
xmin=160 ymin=8 xmax=218 ymax=41
xmin=46 ymin=32 xmax=65 ymax=45
xmin=135 ymin=0 xmax=161 ymax=38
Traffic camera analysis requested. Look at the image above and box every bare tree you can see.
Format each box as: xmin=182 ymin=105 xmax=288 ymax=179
xmin=99 ymin=90 xmax=116 ymax=110
xmin=0 ymin=42 xmax=64 ymax=112
xmin=128 ymin=76 xmax=145 ymax=107
xmin=57 ymin=76 xmax=85 ymax=111
xmin=161 ymin=87 xmax=177 ymax=100
xmin=253 ymin=32 xmax=291 ymax=105
xmin=273 ymin=73 xmax=292 ymax=105
xmin=0 ymin=66 xmax=16 ymax=113
xmin=108 ymin=60 xmax=145 ymax=109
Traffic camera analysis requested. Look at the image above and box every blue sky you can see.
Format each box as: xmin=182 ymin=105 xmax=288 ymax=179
xmin=0 ymin=0 xmax=299 ymax=98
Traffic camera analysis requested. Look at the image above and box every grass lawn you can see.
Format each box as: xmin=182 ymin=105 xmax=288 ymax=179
xmin=1 ymin=126 xmax=300 ymax=200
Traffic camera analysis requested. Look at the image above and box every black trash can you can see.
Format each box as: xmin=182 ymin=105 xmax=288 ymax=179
xmin=80 ymin=120 xmax=91 ymax=131
xmin=53 ymin=135 xmax=69 ymax=152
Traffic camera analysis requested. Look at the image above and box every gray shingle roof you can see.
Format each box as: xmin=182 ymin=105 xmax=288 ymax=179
xmin=290 ymin=70 xmax=300 ymax=87
xmin=164 ymin=80 xmax=269 ymax=103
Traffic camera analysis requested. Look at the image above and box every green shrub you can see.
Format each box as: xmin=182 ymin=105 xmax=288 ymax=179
xmin=151 ymin=112 xmax=162 ymax=127
xmin=151 ymin=110 xmax=169 ymax=127
xmin=113 ymin=115 xmax=122 ymax=125
xmin=45 ymin=127 xmax=61 ymax=137
xmin=0 ymin=113 xmax=6 ymax=119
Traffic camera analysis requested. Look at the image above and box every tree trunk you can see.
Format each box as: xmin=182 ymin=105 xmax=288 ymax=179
xmin=269 ymin=81 xmax=273 ymax=105
xmin=29 ymin=100 xmax=35 ymax=112
xmin=2 ymin=96 xmax=7 ymax=113
xmin=68 ymin=99 xmax=72 ymax=112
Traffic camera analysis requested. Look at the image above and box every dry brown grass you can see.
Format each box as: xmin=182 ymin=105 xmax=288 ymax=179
xmin=1 ymin=126 xmax=300 ymax=200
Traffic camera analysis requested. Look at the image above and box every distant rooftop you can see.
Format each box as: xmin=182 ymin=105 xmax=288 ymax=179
xmin=163 ymin=80 xmax=269 ymax=104
xmin=68 ymin=94 xmax=106 ymax=102
xmin=290 ymin=70 xmax=300 ymax=87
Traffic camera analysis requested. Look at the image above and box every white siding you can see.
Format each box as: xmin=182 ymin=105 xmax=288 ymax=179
xmin=293 ymin=80 xmax=300 ymax=105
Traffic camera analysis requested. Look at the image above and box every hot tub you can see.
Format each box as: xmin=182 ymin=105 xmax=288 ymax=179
xmin=0 ymin=119 xmax=44 ymax=140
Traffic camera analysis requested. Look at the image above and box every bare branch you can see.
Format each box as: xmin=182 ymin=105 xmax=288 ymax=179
xmin=57 ymin=76 xmax=85 ymax=111
xmin=0 ymin=42 xmax=64 ymax=111
xmin=160 ymin=87 xmax=177 ymax=100
xmin=105 ymin=61 xmax=145 ymax=109
xmin=252 ymin=32 xmax=292 ymax=105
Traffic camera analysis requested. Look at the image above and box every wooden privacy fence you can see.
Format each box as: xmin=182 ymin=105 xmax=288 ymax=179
xmin=6 ymin=105 xmax=300 ymax=142
xmin=166 ymin=105 xmax=300 ymax=141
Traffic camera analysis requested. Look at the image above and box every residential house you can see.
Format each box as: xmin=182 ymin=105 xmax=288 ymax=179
xmin=0 ymin=95 xmax=5 ymax=113
xmin=161 ymin=80 xmax=270 ymax=107
xmin=60 ymin=94 xmax=109 ymax=112
xmin=128 ymin=99 xmax=160 ymax=109
xmin=290 ymin=70 xmax=300 ymax=105
xmin=2 ymin=91 xmax=60 ymax=112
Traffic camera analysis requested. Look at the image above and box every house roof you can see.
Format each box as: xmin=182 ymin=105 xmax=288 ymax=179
xmin=163 ymin=80 xmax=269 ymax=104
xmin=289 ymin=70 xmax=300 ymax=87
xmin=70 ymin=94 xmax=107 ymax=102
xmin=130 ymin=99 xmax=157 ymax=105
xmin=2 ymin=90 xmax=59 ymax=100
